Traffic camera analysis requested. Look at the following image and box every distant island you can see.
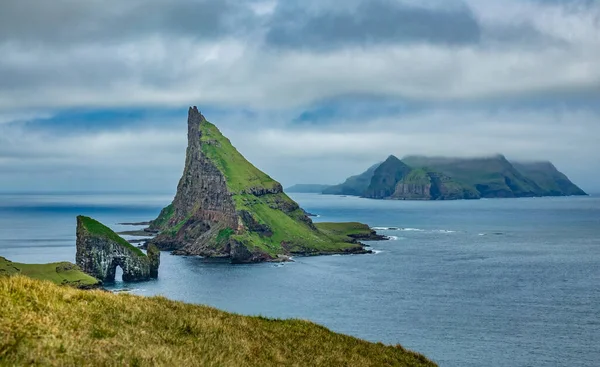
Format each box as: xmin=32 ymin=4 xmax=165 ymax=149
xmin=285 ymin=184 xmax=332 ymax=193
xmin=291 ymin=154 xmax=587 ymax=200
xmin=146 ymin=107 xmax=385 ymax=263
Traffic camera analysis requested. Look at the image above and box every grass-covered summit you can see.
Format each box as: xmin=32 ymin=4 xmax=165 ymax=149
xmin=0 ymin=276 xmax=435 ymax=366
xmin=148 ymin=107 xmax=377 ymax=263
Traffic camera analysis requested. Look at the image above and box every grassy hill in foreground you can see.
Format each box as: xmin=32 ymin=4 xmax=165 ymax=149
xmin=0 ymin=276 xmax=436 ymax=367
xmin=0 ymin=256 xmax=100 ymax=289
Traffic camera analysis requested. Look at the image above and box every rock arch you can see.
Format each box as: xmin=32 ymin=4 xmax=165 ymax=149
xmin=76 ymin=216 xmax=160 ymax=283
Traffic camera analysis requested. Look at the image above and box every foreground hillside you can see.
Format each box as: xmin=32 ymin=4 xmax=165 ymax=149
xmin=0 ymin=256 xmax=100 ymax=289
xmin=0 ymin=276 xmax=436 ymax=367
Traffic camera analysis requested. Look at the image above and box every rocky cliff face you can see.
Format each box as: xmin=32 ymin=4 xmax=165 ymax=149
xmin=76 ymin=216 xmax=159 ymax=282
xmin=148 ymin=107 xmax=369 ymax=263
xmin=392 ymin=170 xmax=480 ymax=200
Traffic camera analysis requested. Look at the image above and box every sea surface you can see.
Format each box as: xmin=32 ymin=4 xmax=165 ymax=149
xmin=1 ymin=192 xmax=599 ymax=367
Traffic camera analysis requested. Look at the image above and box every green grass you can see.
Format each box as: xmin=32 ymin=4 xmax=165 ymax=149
xmin=201 ymin=121 xmax=280 ymax=194
xmin=150 ymin=203 xmax=174 ymax=230
xmin=0 ymin=257 xmax=100 ymax=288
xmin=231 ymin=196 xmax=364 ymax=256
xmin=216 ymin=228 xmax=234 ymax=244
xmin=315 ymin=222 xmax=374 ymax=241
xmin=0 ymin=276 xmax=436 ymax=366
xmin=78 ymin=216 xmax=145 ymax=257
xmin=153 ymin=118 xmax=375 ymax=259
xmin=401 ymin=168 xmax=431 ymax=185
xmin=197 ymin=120 xmax=365 ymax=256
xmin=403 ymin=155 xmax=541 ymax=198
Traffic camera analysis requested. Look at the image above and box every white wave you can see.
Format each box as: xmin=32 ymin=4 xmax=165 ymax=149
xmin=478 ymin=233 xmax=486 ymax=236
xmin=434 ymin=230 xmax=457 ymax=234
xmin=372 ymin=226 xmax=392 ymax=230
xmin=371 ymin=249 xmax=383 ymax=254
xmin=386 ymin=235 xmax=399 ymax=241
xmin=401 ymin=228 xmax=425 ymax=232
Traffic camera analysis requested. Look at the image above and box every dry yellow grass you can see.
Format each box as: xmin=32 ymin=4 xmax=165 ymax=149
xmin=0 ymin=276 xmax=436 ymax=366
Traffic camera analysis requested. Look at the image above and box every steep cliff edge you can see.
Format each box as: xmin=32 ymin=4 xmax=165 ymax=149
xmin=391 ymin=169 xmax=480 ymax=200
xmin=76 ymin=216 xmax=159 ymax=282
xmin=148 ymin=107 xmax=372 ymax=263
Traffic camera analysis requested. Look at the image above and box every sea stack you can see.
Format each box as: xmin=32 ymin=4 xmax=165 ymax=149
xmin=76 ymin=216 xmax=159 ymax=282
xmin=147 ymin=107 xmax=371 ymax=263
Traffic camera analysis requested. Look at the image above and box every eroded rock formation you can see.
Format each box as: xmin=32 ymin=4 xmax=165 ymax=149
xmin=147 ymin=107 xmax=371 ymax=263
xmin=76 ymin=216 xmax=159 ymax=282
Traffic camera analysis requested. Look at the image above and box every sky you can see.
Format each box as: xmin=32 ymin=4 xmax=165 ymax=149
xmin=0 ymin=0 xmax=599 ymax=193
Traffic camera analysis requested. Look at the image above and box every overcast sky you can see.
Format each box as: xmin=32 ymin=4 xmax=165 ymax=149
xmin=0 ymin=0 xmax=599 ymax=193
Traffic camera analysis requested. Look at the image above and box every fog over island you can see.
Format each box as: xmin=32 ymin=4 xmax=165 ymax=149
xmin=0 ymin=0 xmax=598 ymax=193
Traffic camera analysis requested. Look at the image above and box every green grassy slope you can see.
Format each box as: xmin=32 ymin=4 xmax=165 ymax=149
xmin=0 ymin=276 xmax=435 ymax=366
xmin=0 ymin=257 xmax=100 ymax=288
xmin=512 ymin=161 xmax=587 ymax=196
xmin=402 ymin=168 xmax=431 ymax=184
xmin=323 ymin=163 xmax=381 ymax=196
xmin=403 ymin=155 xmax=542 ymax=198
xmin=78 ymin=215 xmax=145 ymax=257
xmin=169 ymin=120 xmax=365 ymax=257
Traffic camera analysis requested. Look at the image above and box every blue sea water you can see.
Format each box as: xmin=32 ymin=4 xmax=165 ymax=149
xmin=1 ymin=192 xmax=599 ymax=367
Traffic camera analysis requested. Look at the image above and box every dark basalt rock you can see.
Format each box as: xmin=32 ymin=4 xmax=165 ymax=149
xmin=76 ymin=216 xmax=159 ymax=283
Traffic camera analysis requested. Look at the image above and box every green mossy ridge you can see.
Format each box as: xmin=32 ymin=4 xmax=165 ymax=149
xmin=401 ymin=168 xmax=431 ymax=185
xmin=0 ymin=257 xmax=100 ymax=288
xmin=216 ymin=228 xmax=234 ymax=244
xmin=78 ymin=216 xmax=145 ymax=257
xmin=231 ymin=195 xmax=363 ymax=256
xmin=197 ymin=120 xmax=364 ymax=256
xmin=152 ymin=204 xmax=174 ymax=230
xmin=0 ymin=276 xmax=436 ymax=366
xmin=315 ymin=222 xmax=373 ymax=240
xmin=200 ymin=121 xmax=280 ymax=194
xmin=167 ymin=213 xmax=194 ymax=236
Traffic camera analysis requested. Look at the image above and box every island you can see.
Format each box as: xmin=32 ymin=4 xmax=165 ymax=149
xmin=146 ymin=107 xmax=384 ymax=263
xmin=306 ymin=154 xmax=586 ymax=200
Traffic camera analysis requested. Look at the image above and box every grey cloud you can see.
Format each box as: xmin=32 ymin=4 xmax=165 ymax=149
xmin=266 ymin=0 xmax=481 ymax=49
xmin=0 ymin=0 xmax=255 ymax=46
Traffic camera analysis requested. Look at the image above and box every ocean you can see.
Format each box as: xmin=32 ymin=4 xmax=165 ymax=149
xmin=1 ymin=192 xmax=599 ymax=367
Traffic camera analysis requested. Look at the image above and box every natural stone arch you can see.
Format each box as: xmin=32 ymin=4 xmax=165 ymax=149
xmin=76 ymin=216 xmax=160 ymax=283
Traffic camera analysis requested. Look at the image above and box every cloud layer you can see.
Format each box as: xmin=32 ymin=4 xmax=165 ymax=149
xmin=0 ymin=0 xmax=598 ymax=192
